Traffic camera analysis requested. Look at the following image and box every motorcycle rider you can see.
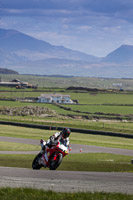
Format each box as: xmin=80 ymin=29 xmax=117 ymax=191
xmin=40 ymin=128 xmax=71 ymax=154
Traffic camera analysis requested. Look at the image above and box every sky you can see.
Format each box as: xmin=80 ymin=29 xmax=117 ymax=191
xmin=1 ymin=0 xmax=133 ymax=57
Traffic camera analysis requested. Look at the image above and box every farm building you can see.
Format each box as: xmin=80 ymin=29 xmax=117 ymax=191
xmin=0 ymin=79 xmax=28 ymax=88
xmin=37 ymin=93 xmax=73 ymax=104
xmin=0 ymin=78 xmax=37 ymax=88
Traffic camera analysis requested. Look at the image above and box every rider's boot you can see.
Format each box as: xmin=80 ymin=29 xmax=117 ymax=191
xmin=40 ymin=139 xmax=46 ymax=154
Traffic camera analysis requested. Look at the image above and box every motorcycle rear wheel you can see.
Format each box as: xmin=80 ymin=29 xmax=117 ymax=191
xmin=49 ymin=152 xmax=63 ymax=170
xmin=32 ymin=153 xmax=42 ymax=170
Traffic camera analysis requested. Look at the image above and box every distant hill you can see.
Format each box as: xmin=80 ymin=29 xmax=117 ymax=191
xmin=0 ymin=68 xmax=18 ymax=74
xmin=1 ymin=28 xmax=133 ymax=78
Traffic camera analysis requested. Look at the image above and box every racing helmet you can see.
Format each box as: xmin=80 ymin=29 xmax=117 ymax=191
xmin=62 ymin=128 xmax=71 ymax=139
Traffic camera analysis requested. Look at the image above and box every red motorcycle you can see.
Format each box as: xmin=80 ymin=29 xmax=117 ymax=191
xmin=32 ymin=140 xmax=69 ymax=170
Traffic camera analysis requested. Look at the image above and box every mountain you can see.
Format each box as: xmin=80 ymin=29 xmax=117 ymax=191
xmin=102 ymin=45 xmax=133 ymax=63
xmin=1 ymin=28 xmax=133 ymax=78
xmin=0 ymin=28 xmax=99 ymax=62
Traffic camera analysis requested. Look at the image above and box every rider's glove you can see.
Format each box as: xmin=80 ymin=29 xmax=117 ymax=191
xmin=40 ymin=139 xmax=44 ymax=144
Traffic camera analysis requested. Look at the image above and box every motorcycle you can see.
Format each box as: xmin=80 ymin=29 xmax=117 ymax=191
xmin=32 ymin=140 xmax=69 ymax=170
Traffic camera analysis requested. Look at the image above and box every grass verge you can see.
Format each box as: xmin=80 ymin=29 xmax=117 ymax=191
xmin=0 ymin=188 xmax=133 ymax=200
xmin=0 ymin=153 xmax=133 ymax=172
xmin=0 ymin=141 xmax=40 ymax=151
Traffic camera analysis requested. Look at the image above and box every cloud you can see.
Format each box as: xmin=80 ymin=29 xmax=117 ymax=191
xmin=1 ymin=0 xmax=133 ymax=31
xmin=1 ymin=0 xmax=133 ymax=25
xmin=0 ymin=0 xmax=132 ymax=14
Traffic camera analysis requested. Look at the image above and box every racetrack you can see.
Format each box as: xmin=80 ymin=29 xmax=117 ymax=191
xmin=0 ymin=167 xmax=133 ymax=194
xmin=0 ymin=136 xmax=133 ymax=156
xmin=0 ymin=136 xmax=133 ymax=194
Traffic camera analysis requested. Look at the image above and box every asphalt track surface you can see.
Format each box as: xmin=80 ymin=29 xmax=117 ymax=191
xmin=0 ymin=167 xmax=133 ymax=194
xmin=0 ymin=136 xmax=133 ymax=194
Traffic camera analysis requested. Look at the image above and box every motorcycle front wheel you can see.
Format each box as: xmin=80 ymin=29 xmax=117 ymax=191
xmin=32 ymin=153 xmax=42 ymax=170
xmin=49 ymin=152 xmax=63 ymax=170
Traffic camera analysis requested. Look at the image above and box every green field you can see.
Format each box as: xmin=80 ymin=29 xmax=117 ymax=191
xmin=1 ymin=98 xmax=133 ymax=116
xmin=1 ymin=90 xmax=133 ymax=119
xmin=70 ymin=93 xmax=133 ymax=104
xmin=63 ymin=104 xmax=133 ymax=115
xmin=1 ymin=90 xmax=133 ymax=105
xmin=1 ymin=80 xmax=133 ymax=126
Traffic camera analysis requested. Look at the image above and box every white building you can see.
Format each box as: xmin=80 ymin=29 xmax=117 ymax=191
xmin=37 ymin=93 xmax=73 ymax=104
xmin=112 ymin=83 xmax=122 ymax=87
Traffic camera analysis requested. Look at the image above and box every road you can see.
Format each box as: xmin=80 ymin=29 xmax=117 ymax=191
xmin=0 ymin=136 xmax=133 ymax=194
